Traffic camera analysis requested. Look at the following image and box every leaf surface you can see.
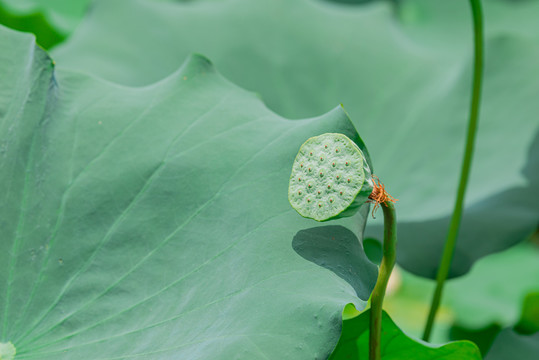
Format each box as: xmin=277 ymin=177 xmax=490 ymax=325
xmin=0 ymin=25 xmax=378 ymax=359
xmin=52 ymin=0 xmax=539 ymax=278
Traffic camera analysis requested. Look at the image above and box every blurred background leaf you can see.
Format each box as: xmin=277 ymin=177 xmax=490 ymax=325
xmin=515 ymin=291 xmax=539 ymax=335
xmin=48 ymin=0 xmax=539 ymax=280
xmin=376 ymin=237 xmax=539 ymax=354
xmin=484 ymin=329 xmax=539 ymax=360
xmin=1 ymin=0 xmax=537 ymax=357
xmin=0 ymin=0 xmax=90 ymax=48
xmin=446 ymin=239 xmax=539 ymax=330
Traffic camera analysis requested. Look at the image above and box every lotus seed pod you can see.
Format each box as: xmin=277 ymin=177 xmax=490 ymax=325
xmin=0 ymin=342 xmax=16 ymax=360
xmin=288 ymin=133 xmax=373 ymax=221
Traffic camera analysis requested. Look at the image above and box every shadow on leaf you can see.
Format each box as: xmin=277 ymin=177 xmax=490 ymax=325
xmin=292 ymin=225 xmax=377 ymax=301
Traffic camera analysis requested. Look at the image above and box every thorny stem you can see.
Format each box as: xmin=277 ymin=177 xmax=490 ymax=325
xmin=369 ymin=201 xmax=397 ymax=360
xmin=423 ymin=0 xmax=484 ymax=341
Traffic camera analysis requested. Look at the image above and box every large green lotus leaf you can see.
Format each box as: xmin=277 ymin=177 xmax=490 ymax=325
xmin=51 ymin=0 xmax=539 ymax=279
xmin=0 ymin=26 xmax=378 ymax=359
xmin=485 ymin=329 xmax=539 ymax=360
xmin=329 ymin=309 xmax=481 ymax=359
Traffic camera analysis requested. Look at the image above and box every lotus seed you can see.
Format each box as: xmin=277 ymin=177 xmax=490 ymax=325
xmin=308 ymin=184 xmax=312 ymax=188
xmin=308 ymin=167 xmax=311 ymax=172
xmin=336 ymin=148 xmax=339 ymax=153
xmin=298 ymin=177 xmax=301 ymax=181
xmin=298 ymin=191 xmax=302 ymax=195
xmin=310 ymin=152 xmax=313 ymax=156
xmin=307 ymin=198 xmax=311 ymax=202
xmin=346 ymin=162 xmax=349 ymax=166
xmin=320 ymin=172 xmax=323 ymax=177
xmin=348 ymin=178 xmax=351 ymax=183
xmin=318 ymin=203 xmax=322 ymax=208
xmin=320 ymin=157 xmax=324 ymax=161
xmin=336 ymin=175 xmax=340 ymax=180
xmin=300 ymin=163 xmax=304 ymax=168
xmin=340 ymin=191 xmax=343 ymax=195
xmin=332 ymin=162 xmax=336 ymax=167
xmin=327 ymin=185 xmax=331 ymax=189
xmin=330 ymin=198 xmax=334 ymax=203
xmin=325 ymin=145 xmax=328 ymax=148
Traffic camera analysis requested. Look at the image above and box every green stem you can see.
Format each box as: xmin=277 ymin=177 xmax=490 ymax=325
xmin=369 ymin=201 xmax=397 ymax=360
xmin=423 ymin=0 xmax=484 ymax=341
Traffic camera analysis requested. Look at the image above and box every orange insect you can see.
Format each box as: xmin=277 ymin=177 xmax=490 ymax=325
xmin=368 ymin=175 xmax=397 ymax=218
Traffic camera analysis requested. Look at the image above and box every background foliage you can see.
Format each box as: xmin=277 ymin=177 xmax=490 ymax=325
xmin=0 ymin=0 xmax=537 ymax=359
xmin=50 ymin=0 xmax=539 ymax=279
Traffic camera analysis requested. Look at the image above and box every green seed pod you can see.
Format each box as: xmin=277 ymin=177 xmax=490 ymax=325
xmin=0 ymin=342 xmax=16 ymax=360
xmin=288 ymin=133 xmax=373 ymax=221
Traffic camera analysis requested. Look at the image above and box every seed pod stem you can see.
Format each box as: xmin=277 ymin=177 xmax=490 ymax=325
xmin=369 ymin=201 xmax=397 ymax=360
